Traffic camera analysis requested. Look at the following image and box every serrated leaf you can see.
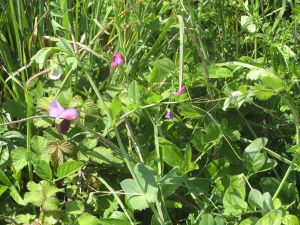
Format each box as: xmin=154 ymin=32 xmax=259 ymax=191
xmin=31 ymin=136 xmax=48 ymax=153
xmin=75 ymin=213 xmax=101 ymax=225
xmin=56 ymin=160 xmax=84 ymax=179
xmin=65 ymin=200 xmax=85 ymax=214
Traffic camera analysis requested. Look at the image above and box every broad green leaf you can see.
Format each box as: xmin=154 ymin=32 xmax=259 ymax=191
xmin=149 ymin=58 xmax=175 ymax=83
xmin=11 ymin=147 xmax=28 ymax=171
xmin=282 ymin=215 xmax=300 ymax=225
xmin=192 ymin=130 xmax=206 ymax=152
xmin=223 ymin=175 xmax=248 ymax=216
xmin=57 ymin=37 xmax=74 ymax=54
xmin=185 ymin=178 xmax=209 ymax=195
xmin=99 ymin=219 xmax=131 ymax=225
xmin=239 ymin=217 xmax=258 ymax=225
xmin=159 ymin=137 xmax=184 ymax=168
xmin=205 ymin=123 xmax=221 ymax=143
xmin=178 ymin=104 xmax=204 ymax=119
xmin=160 ymin=168 xmax=184 ymax=197
xmin=120 ymin=163 xmax=158 ymax=210
xmin=209 ymin=67 xmax=232 ymax=78
xmin=128 ymin=80 xmax=141 ymax=105
xmin=75 ymin=213 xmax=101 ymax=225
xmin=243 ymin=138 xmax=268 ymax=171
xmin=34 ymin=160 xmax=53 ymax=180
xmin=58 ymin=88 xmax=73 ymax=107
xmin=15 ymin=214 xmax=36 ymax=224
xmin=65 ymin=200 xmax=85 ymax=214
xmin=247 ymin=68 xmax=272 ymax=80
xmin=2 ymin=100 xmax=26 ymax=118
xmin=255 ymin=210 xmax=282 ymax=225
xmin=261 ymin=76 xmax=285 ymax=91
xmin=199 ymin=214 xmax=216 ymax=225
xmin=31 ymin=47 xmax=59 ymax=67
xmin=111 ymin=95 xmax=122 ymax=120
xmin=31 ymin=136 xmax=48 ymax=153
xmin=248 ymin=188 xmax=264 ymax=209
xmin=57 ymin=161 xmax=84 ymax=179
xmin=10 ymin=186 xmax=27 ymax=205
xmin=0 ymin=168 xmax=11 ymax=186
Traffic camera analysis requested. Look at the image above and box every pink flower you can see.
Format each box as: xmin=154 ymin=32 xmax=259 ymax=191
xmin=111 ymin=52 xmax=124 ymax=68
xmin=165 ymin=108 xmax=174 ymax=119
xmin=48 ymin=100 xmax=78 ymax=121
xmin=173 ymin=85 xmax=186 ymax=96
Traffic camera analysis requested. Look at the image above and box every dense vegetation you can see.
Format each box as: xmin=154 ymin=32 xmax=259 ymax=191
xmin=0 ymin=0 xmax=300 ymax=224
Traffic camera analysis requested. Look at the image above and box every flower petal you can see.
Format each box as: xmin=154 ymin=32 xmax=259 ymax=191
xmin=59 ymin=108 xmax=78 ymax=121
xmin=165 ymin=108 xmax=174 ymax=119
xmin=174 ymin=85 xmax=186 ymax=96
xmin=111 ymin=52 xmax=124 ymax=68
xmin=48 ymin=100 xmax=65 ymax=118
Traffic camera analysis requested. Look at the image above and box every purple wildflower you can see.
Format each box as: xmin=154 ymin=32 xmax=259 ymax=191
xmin=111 ymin=52 xmax=124 ymax=68
xmin=174 ymin=85 xmax=186 ymax=96
xmin=165 ymin=108 xmax=174 ymax=119
xmin=48 ymin=100 xmax=78 ymax=121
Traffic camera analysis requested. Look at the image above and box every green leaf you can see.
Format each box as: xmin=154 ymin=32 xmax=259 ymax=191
xmin=248 ymin=188 xmax=264 ymax=209
xmin=241 ymin=15 xmax=256 ymax=33
xmin=149 ymin=58 xmax=175 ymax=83
xmin=199 ymin=214 xmax=216 ymax=225
xmin=65 ymin=200 xmax=85 ymax=214
xmin=185 ymin=178 xmax=209 ymax=195
xmin=255 ymin=210 xmax=282 ymax=225
xmin=178 ymin=104 xmax=204 ymax=119
xmin=0 ymin=185 xmax=8 ymax=196
xmin=246 ymin=68 xmax=272 ymax=80
xmin=88 ymin=147 xmax=123 ymax=165
xmin=239 ymin=217 xmax=258 ymax=225
xmin=159 ymin=137 xmax=184 ymax=168
xmin=99 ymin=219 xmax=131 ymax=225
xmin=10 ymin=186 xmax=27 ymax=205
xmin=31 ymin=47 xmax=59 ymax=67
xmin=209 ymin=67 xmax=233 ymax=78
xmin=2 ymin=100 xmax=27 ymax=118
xmin=223 ymin=175 xmax=248 ymax=216
xmin=57 ymin=161 xmax=84 ymax=179
xmin=58 ymin=88 xmax=73 ymax=107
xmin=243 ymin=138 xmax=268 ymax=172
xmin=111 ymin=95 xmax=122 ymax=120
xmin=15 ymin=214 xmax=36 ymax=224
xmin=57 ymin=37 xmax=74 ymax=54
xmin=261 ymin=76 xmax=285 ymax=91
xmin=128 ymin=80 xmax=141 ymax=105
xmin=11 ymin=147 xmax=28 ymax=171
xmin=75 ymin=213 xmax=101 ymax=225
xmin=34 ymin=160 xmax=53 ymax=180
xmin=0 ymin=168 xmax=11 ymax=186
xmin=31 ymin=136 xmax=49 ymax=153
xmin=282 ymin=215 xmax=300 ymax=225
xmin=120 ymin=163 xmax=158 ymax=210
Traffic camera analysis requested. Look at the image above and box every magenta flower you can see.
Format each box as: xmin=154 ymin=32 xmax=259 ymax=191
xmin=174 ymin=85 xmax=186 ymax=96
xmin=111 ymin=52 xmax=124 ymax=68
xmin=165 ymin=108 xmax=174 ymax=119
xmin=48 ymin=100 xmax=78 ymax=121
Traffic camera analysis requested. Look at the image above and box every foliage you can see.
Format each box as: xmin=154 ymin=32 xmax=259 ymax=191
xmin=0 ymin=0 xmax=300 ymax=224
